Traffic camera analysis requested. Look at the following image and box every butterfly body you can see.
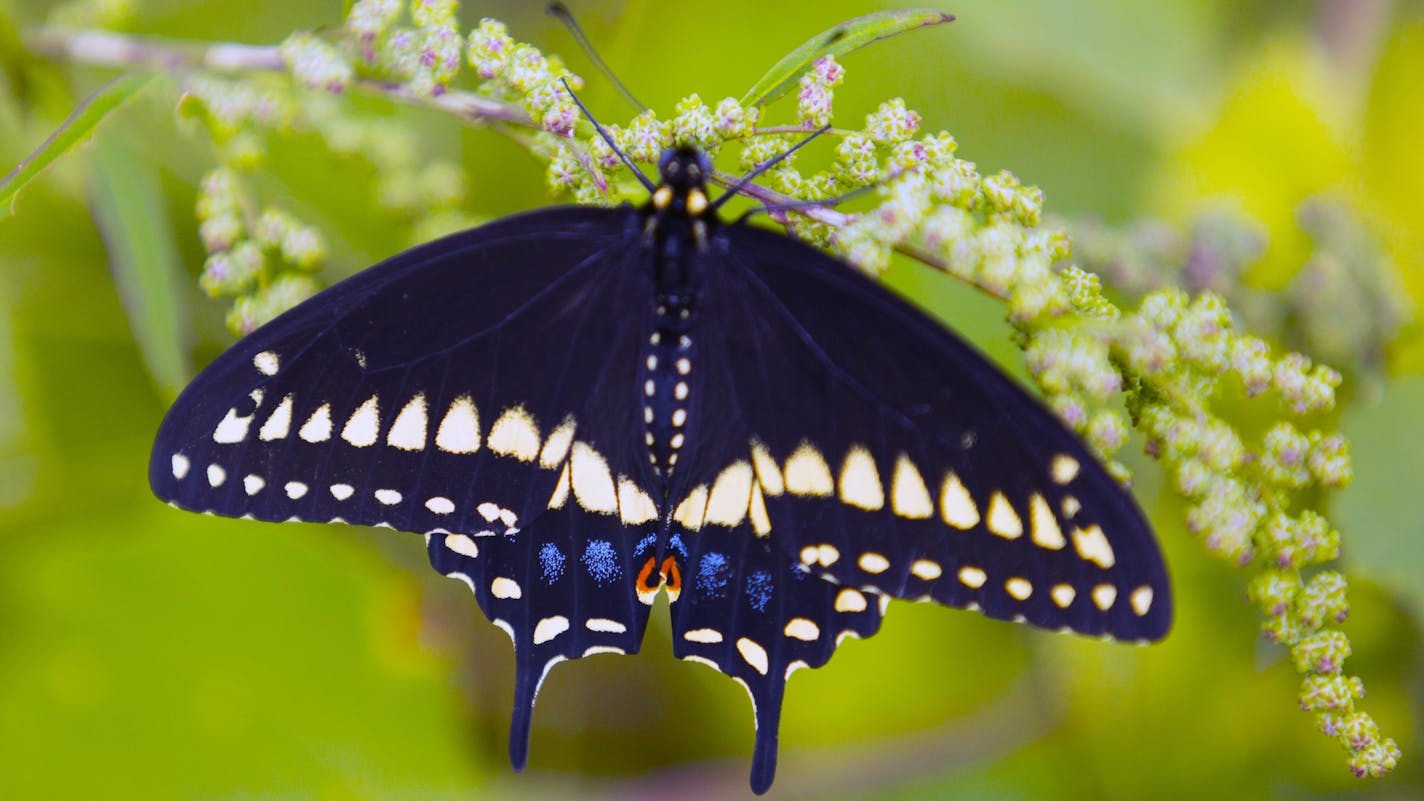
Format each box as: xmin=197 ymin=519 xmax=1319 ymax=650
xmin=152 ymin=145 xmax=1170 ymax=794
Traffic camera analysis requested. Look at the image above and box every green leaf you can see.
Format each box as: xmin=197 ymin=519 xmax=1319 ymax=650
xmin=89 ymin=132 xmax=191 ymax=399
xmin=740 ymin=9 xmax=955 ymax=107
xmin=0 ymin=72 xmax=152 ymax=216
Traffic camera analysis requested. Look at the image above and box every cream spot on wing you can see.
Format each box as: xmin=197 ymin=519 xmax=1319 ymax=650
xmin=617 ymin=478 xmax=658 ymax=525
xmin=673 ymin=484 xmax=708 ymax=530
xmin=243 ymin=474 xmax=265 ymax=495
xmin=171 ymin=454 xmax=190 ymax=480
xmin=858 ymin=552 xmax=890 ymax=574
xmin=800 ymin=544 xmax=840 ymax=568
xmin=1072 ymin=524 xmax=1116 ymax=569
xmin=1052 ymin=453 xmax=1081 ymax=484
xmin=749 ymin=439 xmax=784 ymax=496
xmin=736 ymin=637 xmax=769 ymax=675
xmin=784 ymin=442 xmax=834 ymax=496
xmin=834 ymin=587 xmax=867 ymax=612
xmin=1130 ymin=586 xmax=1154 ymax=616
xmin=259 ymin=394 xmax=294 ymax=440
xmin=1062 ymin=495 xmax=1081 ymax=518
xmin=676 ymin=357 xmax=691 ymax=375
xmin=477 ymin=502 xmax=501 ymax=522
xmin=584 ymin=645 xmax=625 ymax=656
xmin=212 ymin=406 xmax=253 ymax=443
xmin=374 ymin=488 xmax=402 ymax=505
xmin=586 ymin=618 xmax=627 ymax=634
xmin=1029 ymin=493 xmax=1065 ymax=550
xmin=253 ymin=351 xmax=279 ymax=376
xmin=940 ymin=472 xmax=980 ymax=529
xmin=1051 ymin=584 xmax=1076 ymax=608
xmin=674 ymin=381 xmax=688 ymax=400
xmin=958 ymin=566 xmax=987 ymax=589
xmin=435 ymin=395 xmax=481 ymax=453
xmin=491 ymin=577 xmax=522 ymax=599
xmin=284 ymin=481 xmax=308 ymax=499
xmin=330 ymin=483 xmax=354 ymax=501
xmin=539 ymin=416 xmax=577 ymax=468
xmin=785 ymin=661 xmax=809 ymax=681
xmin=749 ymin=480 xmax=771 ymax=536
xmin=299 ymin=403 xmax=333 ymax=443
xmin=986 ymin=492 xmax=1023 ymax=539
xmin=705 ymin=460 xmax=753 ymax=526
xmin=784 ymin=618 xmax=820 ymax=641
xmin=341 ymin=395 xmax=381 ymax=447
xmin=683 ymin=628 xmax=723 ymax=644
xmin=672 ymin=409 xmax=687 ymax=427
xmin=548 ymin=461 xmax=571 ymax=509
xmin=488 ymin=405 xmax=540 ymax=461
xmin=386 ymin=393 xmax=428 ymax=451
xmin=570 ymin=441 xmax=617 ymax=513
xmin=838 ymin=445 xmax=884 ymax=510
xmin=533 ymin=615 xmax=570 ymax=644
xmin=1092 ymin=584 xmax=1117 ymax=610
xmin=426 ymin=496 xmax=455 ymax=514
xmin=444 ymin=533 xmax=479 ymax=557
xmin=910 ymin=559 xmax=942 ymax=581
xmin=890 ymin=454 xmax=933 ymax=519
xmin=1005 ymin=577 xmax=1033 ymax=600
xmin=206 ymin=464 xmax=226 ymax=487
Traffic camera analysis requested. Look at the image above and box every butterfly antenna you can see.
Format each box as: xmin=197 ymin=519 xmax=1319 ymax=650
xmin=547 ymin=2 xmax=647 ymax=112
xmin=733 ymin=182 xmax=878 ymax=225
xmin=561 ymin=77 xmax=656 ymax=192
xmin=709 ymin=124 xmax=832 ymax=212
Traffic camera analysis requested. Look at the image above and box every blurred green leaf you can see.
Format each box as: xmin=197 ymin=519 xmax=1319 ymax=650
xmin=0 ymin=72 xmax=152 ymax=216
xmin=88 ymin=132 xmax=190 ymax=398
xmin=1335 ymin=375 xmax=1424 ymax=619
xmin=739 ymin=9 xmax=954 ymax=107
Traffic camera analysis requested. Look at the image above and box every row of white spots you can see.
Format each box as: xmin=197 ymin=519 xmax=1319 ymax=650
xmin=546 ymin=440 xmax=661 ymax=523
xmin=949 ymin=563 xmax=1155 ymax=616
xmin=668 ymin=440 xmax=1113 ymax=576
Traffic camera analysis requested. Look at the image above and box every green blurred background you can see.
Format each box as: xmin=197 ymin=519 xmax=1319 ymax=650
xmin=2 ymin=0 xmax=1422 ymax=799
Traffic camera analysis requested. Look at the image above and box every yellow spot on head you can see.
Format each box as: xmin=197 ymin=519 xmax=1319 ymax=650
xmin=652 ymin=185 xmax=673 ymax=209
xmin=686 ymin=188 xmax=708 ymax=216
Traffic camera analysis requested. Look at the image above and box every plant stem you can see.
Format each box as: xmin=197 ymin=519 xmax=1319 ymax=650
xmin=23 ymin=27 xmax=531 ymax=125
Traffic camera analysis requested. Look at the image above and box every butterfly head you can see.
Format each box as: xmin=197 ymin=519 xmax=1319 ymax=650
xmin=651 ymin=146 xmax=712 ymax=217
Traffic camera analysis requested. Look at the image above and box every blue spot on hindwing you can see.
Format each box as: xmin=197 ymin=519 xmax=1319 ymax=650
xmin=582 ymin=540 xmax=620 ymax=584
xmin=746 ymin=570 xmax=773 ymax=611
xmin=668 ymin=533 xmax=688 ymax=557
xmin=697 ymin=552 xmax=729 ymax=597
xmin=634 ymin=534 xmax=656 ymax=556
xmin=539 ymin=543 xmax=565 ymax=584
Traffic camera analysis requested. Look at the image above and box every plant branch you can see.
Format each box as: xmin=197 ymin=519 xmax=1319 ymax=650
xmin=22 ymin=27 xmax=532 ymax=125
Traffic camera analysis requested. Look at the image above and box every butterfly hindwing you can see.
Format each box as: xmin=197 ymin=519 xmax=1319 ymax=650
xmin=666 ymin=520 xmax=884 ymax=794
xmin=676 ymin=223 xmax=1171 ymax=642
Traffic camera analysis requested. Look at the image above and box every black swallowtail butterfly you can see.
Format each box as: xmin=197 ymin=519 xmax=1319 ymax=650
xmin=151 ymin=142 xmax=1171 ymax=794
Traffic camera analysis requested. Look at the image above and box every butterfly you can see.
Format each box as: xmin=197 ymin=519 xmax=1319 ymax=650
xmin=150 ymin=140 xmax=1171 ymax=794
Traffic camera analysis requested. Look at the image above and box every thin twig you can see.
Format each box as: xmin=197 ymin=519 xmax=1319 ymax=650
xmin=23 ymin=27 xmax=531 ymax=125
